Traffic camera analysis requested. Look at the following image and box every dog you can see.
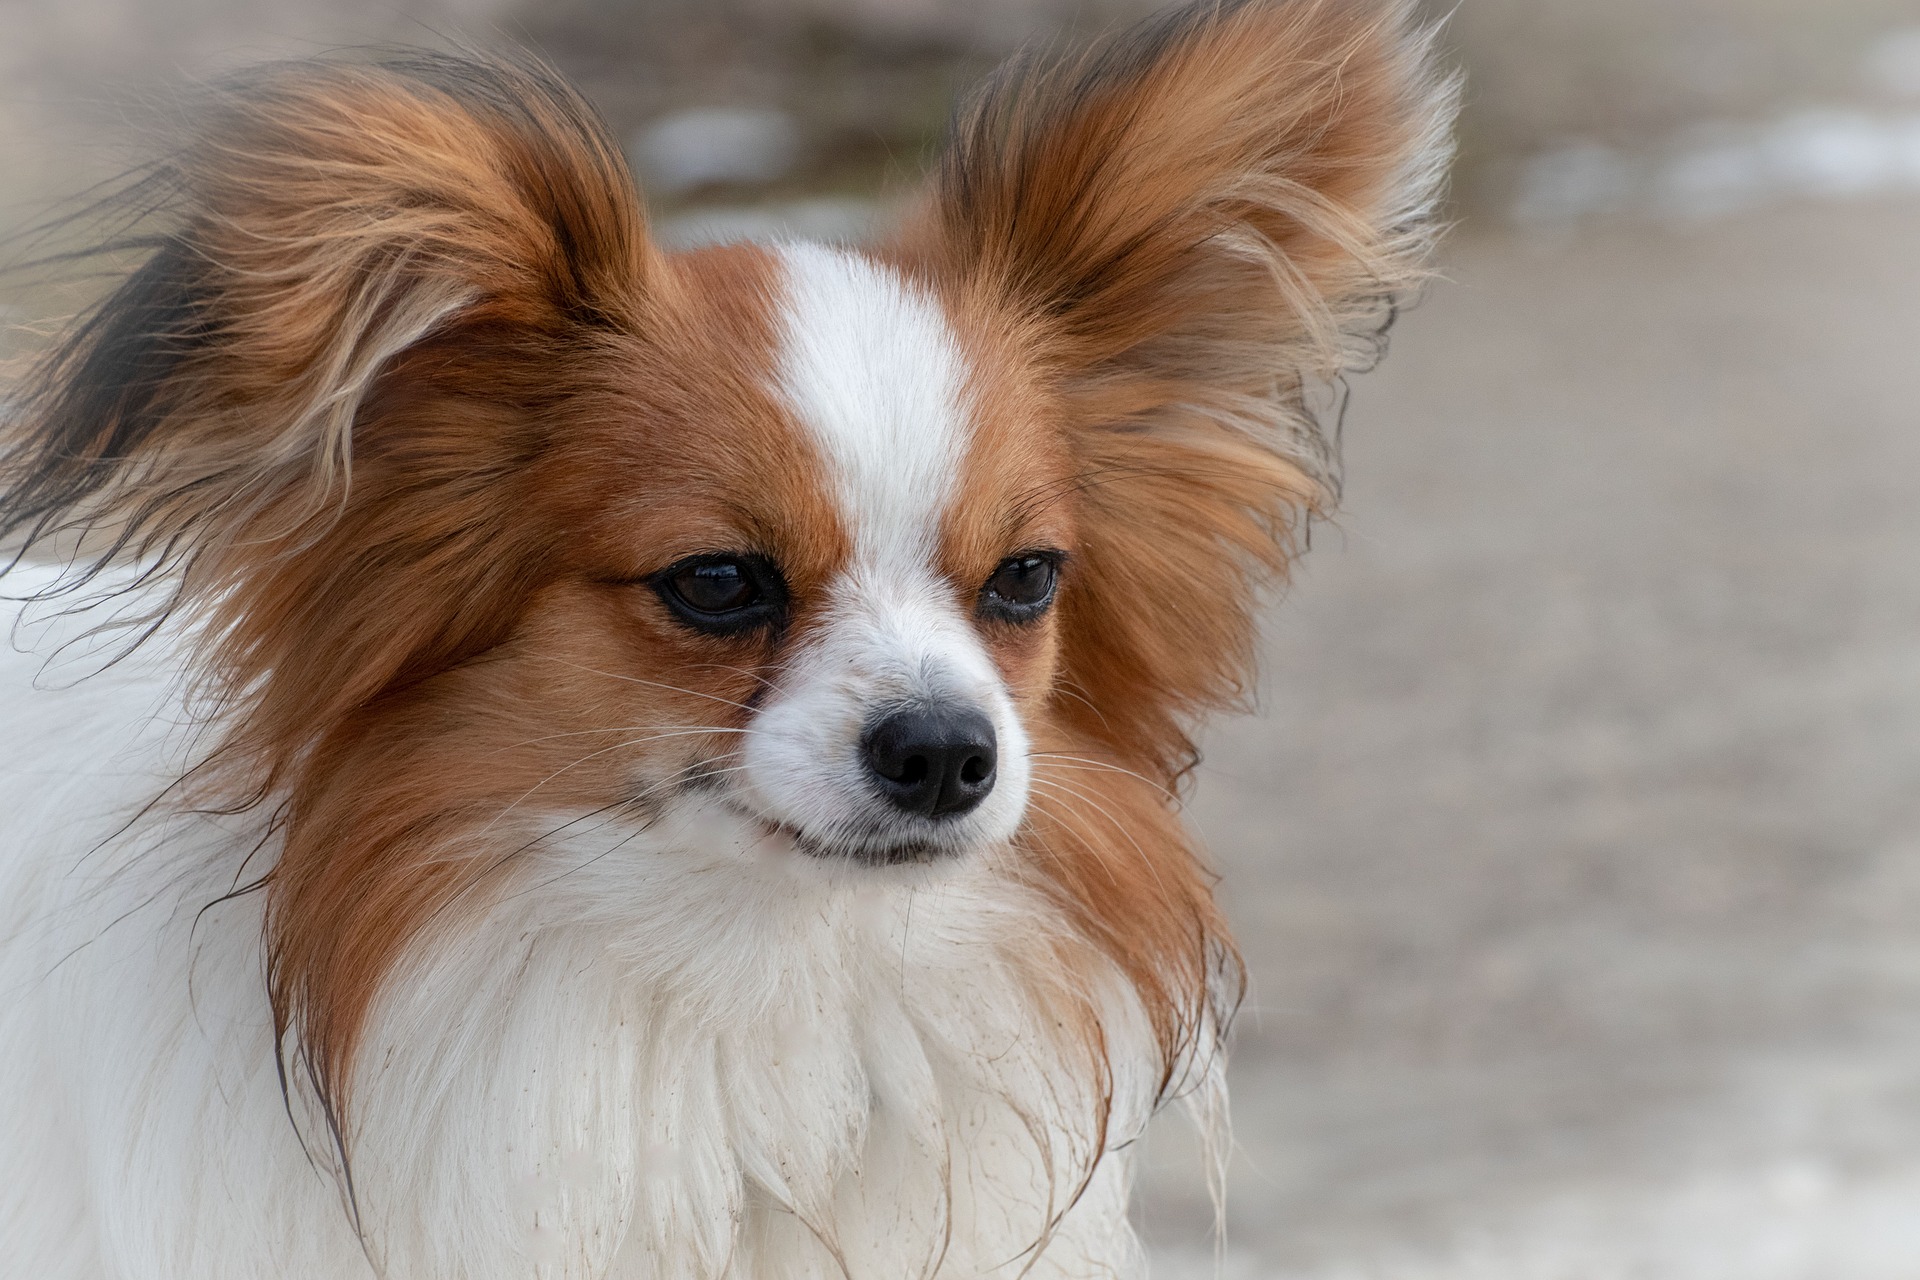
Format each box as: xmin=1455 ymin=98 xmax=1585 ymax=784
xmin=0 ymin=2 xmax=1453 ymax=1275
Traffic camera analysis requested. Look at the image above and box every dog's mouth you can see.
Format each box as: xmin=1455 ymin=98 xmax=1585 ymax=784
xmin=675 ymin=757 xmax=966 ymax=867
xmin=761 ymin=814 xmax=947 ymax=867
xmin=714 ymin=799 xmax=949 ymax=868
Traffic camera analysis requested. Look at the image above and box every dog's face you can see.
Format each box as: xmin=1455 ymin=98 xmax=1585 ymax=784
xmin=2 ymin=1 xmax=1453 ymax=1118
xmin=513 ymin=244 xmax=1068 ymax=870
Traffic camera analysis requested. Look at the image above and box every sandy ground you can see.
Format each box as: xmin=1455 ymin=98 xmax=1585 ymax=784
xmin=1137 ymin=201 xmax=1920 ymax=1277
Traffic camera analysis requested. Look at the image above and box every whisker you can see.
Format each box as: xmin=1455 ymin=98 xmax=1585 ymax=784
xmin=1049 ymin=680 xmax=1113 ymax=732
xmin=411 ymin=798 xmax=637 ymax=934
xmin=430 ymin=743 xmax=755 ymax=906
xmin=684 ymin=660 xmax=799 ymax=694
xmin=650 ymin=754 xmax=751 ymax=792
xmin=477 ymin=724 xmax=759 ymax=759
xmin=1025 ymin=775 xmax=1174 ymax=903
xmin=1021 ymin=781 xmax=1125 ymax=891
xmin=501 ymin=811 xmax=661 ymax=903
xmin=532 ymin=655 xmax=759 ymax=713
xmin=1028 ymin=774 xmax=1158 ymax=869
xmin=677 ymin=763 xmax=754 ymax=786
xmin=1031 ymin=753 xmax=1177 ymax=802
xmin=475 ymin=733 xmax=722 ymax=837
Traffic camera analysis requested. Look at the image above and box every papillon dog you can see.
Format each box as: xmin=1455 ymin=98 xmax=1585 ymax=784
xmin=0 ymin=1 xmax=1453 ymax=1275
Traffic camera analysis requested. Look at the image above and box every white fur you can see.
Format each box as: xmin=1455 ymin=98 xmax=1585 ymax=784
xmin=773 ymin=245 xmax=967 ymax=571
xmin=737 ymin=246 xmax=1031 ymax=861
xmin=0 ymin=392 xmax=1154 ymax=1280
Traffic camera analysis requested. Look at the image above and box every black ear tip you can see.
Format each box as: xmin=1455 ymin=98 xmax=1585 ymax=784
xmin=2 ymin=231 xmax=200 ymax=550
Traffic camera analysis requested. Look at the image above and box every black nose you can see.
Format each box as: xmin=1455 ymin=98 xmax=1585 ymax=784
xmin=861 ymin=705 xmax=998 ymax=819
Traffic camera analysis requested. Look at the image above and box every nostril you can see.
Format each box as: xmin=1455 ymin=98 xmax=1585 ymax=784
xmin=861 ymin=705 xmax=999 ymax=820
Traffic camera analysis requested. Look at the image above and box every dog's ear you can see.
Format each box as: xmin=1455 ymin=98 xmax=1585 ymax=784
xmin=1 ymin=53 xmax=652 ymax=776
xmin=902 ymin=0 xmax=1456 ymax=777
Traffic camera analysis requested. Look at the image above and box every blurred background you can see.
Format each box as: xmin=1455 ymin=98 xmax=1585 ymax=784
xmin=7 ymin=1 xmax=1920 ymax=1276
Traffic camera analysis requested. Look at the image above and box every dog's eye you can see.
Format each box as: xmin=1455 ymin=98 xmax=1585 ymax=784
xmin=979 ymin=552 xmax=1061 ymax=623
xmin=652 ymin=554 xmax=786 ymax=635
xmin=672 ymin=561 xmax=756 ymax=612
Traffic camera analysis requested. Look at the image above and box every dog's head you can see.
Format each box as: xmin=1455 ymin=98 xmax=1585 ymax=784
xmin=1 ymin=1 xmax=1453 ymax=1121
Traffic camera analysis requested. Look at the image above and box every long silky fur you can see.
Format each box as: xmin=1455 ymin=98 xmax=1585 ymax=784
xmin=899 ymin=0 xmax=1457 ymax=1121
xmin=0 ymin=5 xmax=1455 ymax=1277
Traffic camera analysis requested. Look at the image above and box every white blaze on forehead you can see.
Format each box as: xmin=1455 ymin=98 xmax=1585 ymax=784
xmin=742 ymin=245 xmax=1031 ymax=854
xmin=773 ymin=244 xmax=970 ymax=566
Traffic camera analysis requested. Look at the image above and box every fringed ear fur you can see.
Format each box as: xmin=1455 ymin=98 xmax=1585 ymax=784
xmin=0 ymin=52 xmax=654 ymax=785
xmin=904 ymin=0 xmax=1458 ymax=781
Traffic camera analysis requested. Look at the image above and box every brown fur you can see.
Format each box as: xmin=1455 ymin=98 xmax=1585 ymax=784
xmin=895 ymin=0 xmax=1455 ymax=1080
xmin=0 ymin=0 xmax=1453 ymax=1174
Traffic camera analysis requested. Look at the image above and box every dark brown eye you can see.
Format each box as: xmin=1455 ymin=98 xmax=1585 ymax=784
xmin=651 ymin=554 xmax=786 ymax=635
xmin=979 ymin=552 xmax=1061 ymax=623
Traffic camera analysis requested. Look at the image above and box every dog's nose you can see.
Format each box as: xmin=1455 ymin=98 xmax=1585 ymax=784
xmin=861 ymin=705 xmax=998 ymax=819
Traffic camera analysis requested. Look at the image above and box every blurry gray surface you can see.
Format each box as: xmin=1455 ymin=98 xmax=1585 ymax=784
xmin=1512 ymin=112 xmax=1920 ymax=230
xmin=1139 ymin=203 xmax=1920 ymax=1277
xmin=631 ymin=107 xmax=802 ymax=194
xmin=656 ymin=196 xmax=881 ymax=248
